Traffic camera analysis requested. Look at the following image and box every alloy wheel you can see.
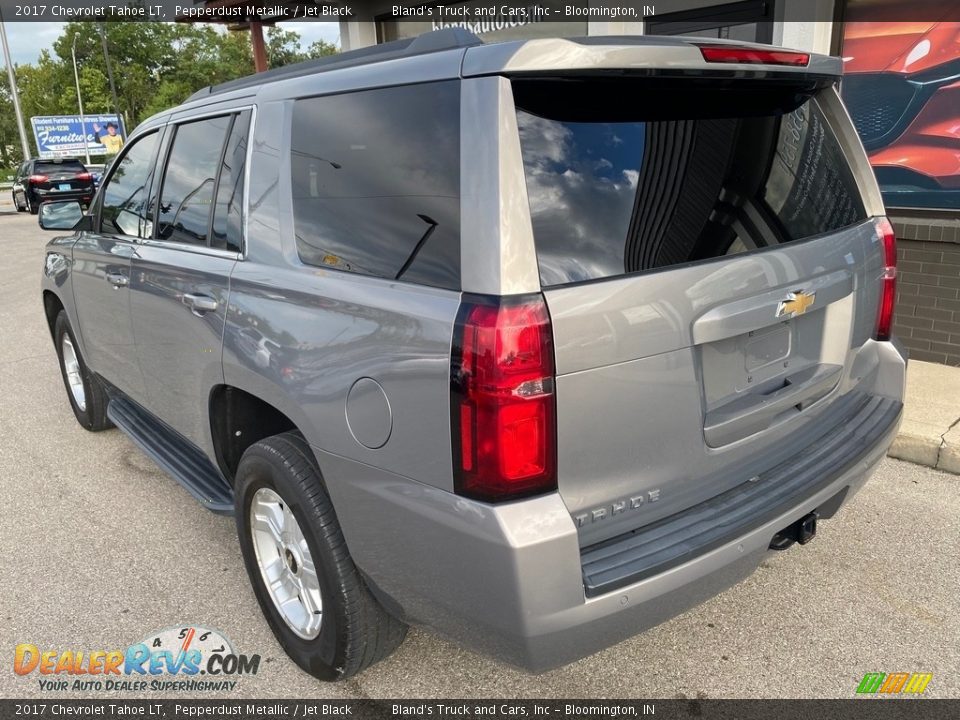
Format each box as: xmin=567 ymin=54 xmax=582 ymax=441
xmin=249 ymin=487 xmax=323 ymax=639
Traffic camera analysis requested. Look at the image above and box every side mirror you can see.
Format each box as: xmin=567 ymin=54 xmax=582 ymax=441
xmin=38 ymin=201 xmax=90 ymax=231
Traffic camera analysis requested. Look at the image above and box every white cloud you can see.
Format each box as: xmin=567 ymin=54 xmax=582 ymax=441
xmin=283 ymin=21 xmax=341 ymax=49
xmin=2 ymin=22 xmax=64 ymax=65
xmin=516 ymin=111 xmax=571 ymax=165
xmin=515 ymin=109 xmax=645 ymax=285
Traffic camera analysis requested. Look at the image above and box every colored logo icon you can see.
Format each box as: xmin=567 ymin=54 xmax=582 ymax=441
xmin=856 ymin=672 xmax=932 ymax=695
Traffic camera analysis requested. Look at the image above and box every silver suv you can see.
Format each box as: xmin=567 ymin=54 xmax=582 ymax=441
xmin=38 ymin=30 xmax=906 ymax=680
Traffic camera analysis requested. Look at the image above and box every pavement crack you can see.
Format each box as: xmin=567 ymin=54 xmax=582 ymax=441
xmin=944 ymin=415 xmax=960 ymax=435
xmin=0 ymin=353 xmax=50 ymax=367
xmin=935 ymin=415 xmax=960 ymax=470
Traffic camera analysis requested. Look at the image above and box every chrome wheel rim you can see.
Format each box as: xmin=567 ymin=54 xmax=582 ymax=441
xmin=61 ymin=335 xmax=86 ymax=412
xmin=249 ymin=487 xmax=323 ymax=639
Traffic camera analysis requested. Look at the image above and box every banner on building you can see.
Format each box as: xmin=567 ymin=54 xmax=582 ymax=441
xmin=840 ymin=2 xmax=959 ymax=209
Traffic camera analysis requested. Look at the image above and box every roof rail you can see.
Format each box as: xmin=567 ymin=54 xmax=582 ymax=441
xmin=186 ymin=27 xmax=482 ymax=102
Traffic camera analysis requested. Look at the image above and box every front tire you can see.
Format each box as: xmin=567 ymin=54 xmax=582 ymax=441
xmin=53 ymin=310 xmax=112 ymax=431
xmin=235 ymin=432 xmax=407 ymax=681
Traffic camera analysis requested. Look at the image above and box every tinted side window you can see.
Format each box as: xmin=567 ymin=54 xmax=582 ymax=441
xmin=211 ymin=111 xmax=250 ymax=253
xmin=290 ymin=81 xmax=460 ymax=290
xmin=513 ymin=79 xmax=867 ymax=287
xmin=157 ymin=115 xmax=231 ymax=246
xmin=100 ymin=132 xmax=159 ymax=238
xmin=763 ymin=101 xmax=864 ymax=240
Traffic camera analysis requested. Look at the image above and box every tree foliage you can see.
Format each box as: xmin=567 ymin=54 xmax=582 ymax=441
xmin=1 ymin=21 xmax=339 ymax=164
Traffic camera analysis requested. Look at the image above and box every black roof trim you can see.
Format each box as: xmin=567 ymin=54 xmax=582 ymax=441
xmin=186 ymin=27 xmax=482 ymax=102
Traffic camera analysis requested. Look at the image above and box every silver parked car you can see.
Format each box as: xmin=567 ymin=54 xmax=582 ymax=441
xmin=38 ymin=29 xmax=905 ymax=680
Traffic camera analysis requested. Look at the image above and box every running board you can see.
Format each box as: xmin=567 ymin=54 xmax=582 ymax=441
xmin=107 ymin=396 xmax=234 ymax=515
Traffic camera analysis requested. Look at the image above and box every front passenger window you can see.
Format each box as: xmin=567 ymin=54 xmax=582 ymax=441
xmin=100 ymin=132 xmax=159 ymax=238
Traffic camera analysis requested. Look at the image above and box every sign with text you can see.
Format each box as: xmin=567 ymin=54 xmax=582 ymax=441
xmin=30 ymin=114 xmax=127 ymax=159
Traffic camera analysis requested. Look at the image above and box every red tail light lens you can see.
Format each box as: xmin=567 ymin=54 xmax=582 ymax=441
xmin=28 ymin=174 xmax=49 ymax=184
xmin=75 ymin=172 xmax=92 ymax=181
xmin=451 ymin=295 xmax=556 ymax=502
xmin=697 ymin=45 xmax=810 ymax=66
xmin=875 ymin=217 xmax=897 ymax=342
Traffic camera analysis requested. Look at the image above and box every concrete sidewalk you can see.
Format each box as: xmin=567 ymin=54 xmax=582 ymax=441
xmin=889 ymin=359 xmax=960 ymax=474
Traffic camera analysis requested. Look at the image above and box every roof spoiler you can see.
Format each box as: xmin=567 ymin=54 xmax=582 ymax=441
xmin=462 ymin=36 xmax=842 ymax=78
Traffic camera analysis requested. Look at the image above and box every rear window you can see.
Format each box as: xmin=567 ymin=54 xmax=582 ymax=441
xmin=290 ymin=81 xmax=461 ymax=291
xmin=513 ymin=79 xmax=867 ymax=287
xmin=35 ymin=160 xmax=86 ymax=174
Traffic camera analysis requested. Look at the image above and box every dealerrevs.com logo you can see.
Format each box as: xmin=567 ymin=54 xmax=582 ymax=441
xmin=13 ymin=626 xmax=260 ymax=693
xmin=856 ymin=672 xmax=933 ymax=696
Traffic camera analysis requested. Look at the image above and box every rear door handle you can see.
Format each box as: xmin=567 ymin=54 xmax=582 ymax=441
xmin=105 ymin=271 xmax=128 ymax=288
xmin=183 ymin=293 xmax=218 ymax=315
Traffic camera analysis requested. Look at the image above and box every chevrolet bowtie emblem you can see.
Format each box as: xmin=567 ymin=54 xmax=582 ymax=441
xmin=776 ymin=290 xmax=816 ymax=318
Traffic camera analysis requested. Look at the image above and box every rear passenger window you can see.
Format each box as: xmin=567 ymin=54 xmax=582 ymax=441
xmin=211 ymin=111 xmax=250 ymax=253
xmin=100 ymin=131 xmax=159 ymax=238
xmin=35 ymin=160 xmax=86 ymax=175
xmin=512 ymin=78 xmax=867 ymax=287
xmin=157 ymin=115 xmax=231 ymax=246
xmin=290 ymin=81 xmax=461 ymax=290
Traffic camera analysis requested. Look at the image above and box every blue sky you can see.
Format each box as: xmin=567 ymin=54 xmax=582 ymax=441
xmin=3 ymin=21 xmax=341 ymax=66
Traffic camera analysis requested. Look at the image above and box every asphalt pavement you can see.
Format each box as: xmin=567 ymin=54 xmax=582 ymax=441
xmin=0 ymin=210 xmax=957 ymax=699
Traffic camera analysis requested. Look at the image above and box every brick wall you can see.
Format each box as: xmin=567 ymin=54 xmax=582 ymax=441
xmin=892 ymin=217 xmax=960 ymax=367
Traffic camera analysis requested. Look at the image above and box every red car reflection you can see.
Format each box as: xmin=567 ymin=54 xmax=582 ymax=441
xmin=841 ymin=20 xmax=960 ymax=209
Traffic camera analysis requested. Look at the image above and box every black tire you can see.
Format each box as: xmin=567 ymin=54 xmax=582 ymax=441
xmin=26 ymin=193 xmax=37 ymax=215
xmin=53 ymin=310 xmax=112 ymax=431
xmin=13 ymin=193 xmax=25 ymax=212
xmin=235 ymin=431 xmax=407 ymax=681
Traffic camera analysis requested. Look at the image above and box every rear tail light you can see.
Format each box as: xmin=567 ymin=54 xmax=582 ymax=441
xmin=875 ymin=217 xmax=897 ymax=341
xmin=28 ymin=174 xmax=48 ymax=184
xmin=75 ymin=172 xmax=92 ymax=181
xmin=451 ymin=294 xmax=556 ymax=502
xmin=697 ymin=45 xmax=810 ymax=67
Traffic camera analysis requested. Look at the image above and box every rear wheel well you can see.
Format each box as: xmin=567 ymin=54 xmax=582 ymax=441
xmin=43 ymin=291 xmax=64 ymax=338
xmin=209 ymin=386 xmax=299 ymax=484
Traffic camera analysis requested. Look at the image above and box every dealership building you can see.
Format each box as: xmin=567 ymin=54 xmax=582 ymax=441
xmin=328 ymin=1 xmax=960 ymax=365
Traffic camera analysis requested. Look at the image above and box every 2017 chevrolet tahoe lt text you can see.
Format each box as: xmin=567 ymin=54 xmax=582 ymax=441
xmin=38 ymin=30 xmax=906 ymax=680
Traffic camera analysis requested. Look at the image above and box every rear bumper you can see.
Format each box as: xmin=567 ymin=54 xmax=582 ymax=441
xmin=319 ymin=340 xmax=905 ymax=672
xmin=529 ymin=400 xmax=900 ymax=670
xmin=32 ymin=188 xmax=94 ymax=205
xmin=581 ymin=393 xmax=900 ymax=598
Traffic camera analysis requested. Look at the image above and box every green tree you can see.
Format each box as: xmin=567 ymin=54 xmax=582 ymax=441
xmin=0 ymin=73 xmax=21 ymax=172
xmin=266 ymin=26 xmax=306 ymax=67
xmin=73 ymin=65 xmax=112 ymax=114
xmin=9 ymin=21 xmax=340 ymax=146
xmin=17 ymin=50 xmax=70 ymax=120
xmin=305 ymin=39 xmax=339 ymax=59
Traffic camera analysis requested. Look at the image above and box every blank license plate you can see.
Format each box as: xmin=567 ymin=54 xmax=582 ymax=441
xmin=58 ymin=183 xmax=71 ymax=191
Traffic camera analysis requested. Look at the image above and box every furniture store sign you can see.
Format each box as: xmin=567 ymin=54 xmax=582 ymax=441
xmin=31 ymin=114 xmax=127 ymax=159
